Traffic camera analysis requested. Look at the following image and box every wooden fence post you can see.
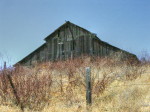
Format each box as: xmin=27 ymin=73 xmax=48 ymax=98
xmin=86 ymin=67 xmax=92 ymax=105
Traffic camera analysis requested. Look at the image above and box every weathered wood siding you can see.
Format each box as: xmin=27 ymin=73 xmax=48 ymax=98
xmin=18 ymin=22 xmax=138 ymax=66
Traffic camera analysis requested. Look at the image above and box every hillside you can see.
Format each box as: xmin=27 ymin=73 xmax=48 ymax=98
xmin=0 ymin=57 xmax=150 ymax=112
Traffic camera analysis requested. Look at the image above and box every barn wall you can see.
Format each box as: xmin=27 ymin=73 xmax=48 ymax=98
xmin=19 ymin=22 xmax=137 ymax=66
xmin=45 ymin=24 xmax=93 ymax=61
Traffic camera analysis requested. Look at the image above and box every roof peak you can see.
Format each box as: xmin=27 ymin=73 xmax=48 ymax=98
xmin=44 ymin=21 xmax=91 ymax=41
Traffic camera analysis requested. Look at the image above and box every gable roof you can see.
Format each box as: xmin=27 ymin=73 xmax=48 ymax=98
xmin=44 ymin=21 xmax=93 ymax=41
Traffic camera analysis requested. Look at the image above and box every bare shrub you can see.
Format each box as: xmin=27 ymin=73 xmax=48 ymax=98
xmin=0 ymin=65 xmax=52 ymax=111
xmin=93 ymin=73 xmax=112 ymax=96
xmin=123 ymin=65 xmax=145 ymax=80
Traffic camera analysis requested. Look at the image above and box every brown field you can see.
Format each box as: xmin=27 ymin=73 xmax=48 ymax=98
xmin=0 ymin=56 xmax=150 ymax=112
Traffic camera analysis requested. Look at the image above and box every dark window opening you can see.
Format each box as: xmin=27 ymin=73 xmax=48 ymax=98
xmin=62 ymin=44 xmax=64 ymax=55
xmin=72 ymin=40 xmax=75 ymax=51
xmin=58 ymin=30 xmax=60 ymax=37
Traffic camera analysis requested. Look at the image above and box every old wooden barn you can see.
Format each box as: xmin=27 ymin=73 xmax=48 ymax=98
xmin=17 ymin=21 xmax=137 ymax=66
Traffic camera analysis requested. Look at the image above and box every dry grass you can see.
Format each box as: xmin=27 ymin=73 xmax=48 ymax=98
xmin=0 ymin=56 xmax=150 ymax=112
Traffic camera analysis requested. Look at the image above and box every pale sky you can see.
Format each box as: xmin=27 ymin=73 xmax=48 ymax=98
xmin=0 ymin=0 xmax=150 ymax=66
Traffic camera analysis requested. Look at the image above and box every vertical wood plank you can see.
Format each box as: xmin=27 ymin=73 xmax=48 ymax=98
xmin=86 ymin=67 xmax=92 ymax=105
